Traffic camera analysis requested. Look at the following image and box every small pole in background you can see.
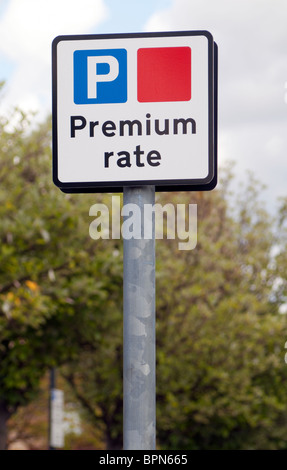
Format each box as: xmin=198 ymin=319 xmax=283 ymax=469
xmin=49 ymin=368 xmax=64 ymax=450
xmin=49 ymin=368 xmax=56 ymax=450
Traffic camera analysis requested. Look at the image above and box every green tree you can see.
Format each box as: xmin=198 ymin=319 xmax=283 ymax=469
xmin=2 ymin=102 xmax=287 ymax=450
xmin=61 ymin=170 xmax=287 ymax=450
xmin=0 ymin=108 xmax=122 ymax=449
xmin=155 ymin=175 xmax=287 ymax=449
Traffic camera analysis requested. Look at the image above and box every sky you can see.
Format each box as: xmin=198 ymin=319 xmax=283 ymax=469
xmin=0 ymin=0 xmax=286 ymax=212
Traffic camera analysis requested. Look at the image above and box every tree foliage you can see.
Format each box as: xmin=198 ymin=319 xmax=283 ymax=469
xmin=0 ymin=109 xmax=122 ymax=448
xmin=62 ymin=170 xmax=287 ymax=450
xmin=1 ymin=104 xmax=287 ymax=450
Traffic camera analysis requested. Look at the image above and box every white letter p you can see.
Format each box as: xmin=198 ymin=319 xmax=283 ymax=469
xmin=87 ymin=56 xmax=119 ymax=99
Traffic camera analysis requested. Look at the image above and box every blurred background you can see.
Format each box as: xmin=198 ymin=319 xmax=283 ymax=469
xmin=0 ymin=0 xmax=287 ymax=450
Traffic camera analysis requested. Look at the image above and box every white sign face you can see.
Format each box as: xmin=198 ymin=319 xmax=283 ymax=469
xmin=52 ymin=31 xmax=217 ymax=193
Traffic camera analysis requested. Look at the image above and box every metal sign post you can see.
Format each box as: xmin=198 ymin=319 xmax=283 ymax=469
xmin=123 ymin=186 xmax=156 ymax=450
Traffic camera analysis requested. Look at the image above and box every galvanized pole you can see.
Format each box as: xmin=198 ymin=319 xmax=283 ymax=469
xmin=123 ymin=185 xmax=156 ymax=450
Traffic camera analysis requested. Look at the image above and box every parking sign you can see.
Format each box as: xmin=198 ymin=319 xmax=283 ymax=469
xmin=52 ymin=31 xmax=217 ymax=193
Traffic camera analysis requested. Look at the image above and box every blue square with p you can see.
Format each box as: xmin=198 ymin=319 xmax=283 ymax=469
xmin=74 ymin=49 xmax=127 ymax=104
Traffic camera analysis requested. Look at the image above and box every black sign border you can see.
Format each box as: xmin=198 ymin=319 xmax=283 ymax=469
xmin=52 ymin=31 xmax=217 ymax=193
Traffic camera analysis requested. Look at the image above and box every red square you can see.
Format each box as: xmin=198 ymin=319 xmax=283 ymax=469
xmin=137 ymin=47 xmax=191 ymax=103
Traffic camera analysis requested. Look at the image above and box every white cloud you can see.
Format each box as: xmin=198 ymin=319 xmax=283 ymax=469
xmin=0 ymin=0 xmax=108 ymax=115
xmin=145 ymin=0 xmax=287 ymax=211
xmin=145 ymin=0 xmax=287 ymax=125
